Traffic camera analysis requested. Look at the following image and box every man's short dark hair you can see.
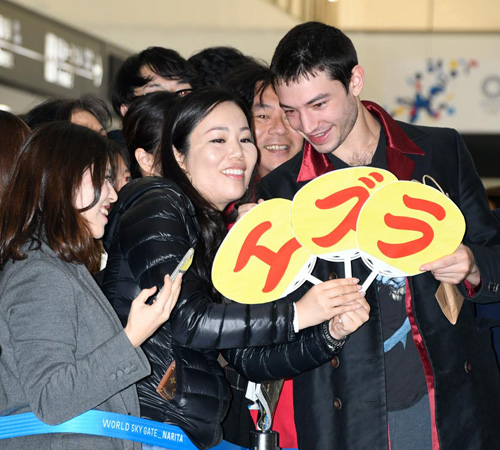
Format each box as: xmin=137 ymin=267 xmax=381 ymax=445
xmin=111 ymin=46 xmax=196 ymax=116
xmin=270 ymin=22 xmax=358 ymax=92
xmin=188 ymin=46 xmax=257 ymax=87
xmin=223 ymin=60 xmax=271 ymax=111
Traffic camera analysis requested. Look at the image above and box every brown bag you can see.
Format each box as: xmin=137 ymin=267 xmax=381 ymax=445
xmin=156 ymin=361 xmax=177 ymax=401
xmin=435 ymin=282 xmax=464 ymax=325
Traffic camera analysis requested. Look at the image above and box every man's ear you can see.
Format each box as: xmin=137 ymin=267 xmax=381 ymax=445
xmin=349 ymin=65 xmax=364 ymax=97
xmin=135 ymin=148 xmax=155 ymax=176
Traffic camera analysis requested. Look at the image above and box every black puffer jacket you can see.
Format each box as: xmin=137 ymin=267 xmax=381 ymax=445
xmin=100 ymin=177 xmax=339 ymax=449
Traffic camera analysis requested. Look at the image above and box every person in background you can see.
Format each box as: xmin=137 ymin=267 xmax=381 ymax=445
xmin=0 ymin=122 xmax=181 ymax=450
xmin=108 ymin=139 xmax=132 ymax=192
xmin=111 ymin=47 xmax=196 ymax=118
xmin=100 ymin=87 xmax=369 ymax=449
xmin=22 ymin=98 xmax=64 ymax=130
xmin=25 ymin=95 xmax=111 ymax=136
xmin=98 ymin=139 xmax=131 ymax=273
xmin=121 ymin=91 xmax=178 ymax=179
xmin=188 ymin=46 xmax=257 ymax=88
xmin=0 ymin=110 xmax=30 ymax=197
xmin=234 ymin=21 xmax=500 ymax=450
xmin=24 ymin=95 xmax=132 ymax=194
xmin=226 ymin=61 xmax=304 ymax=180
xmin=222 ymin=62 xmax=304 ymax=447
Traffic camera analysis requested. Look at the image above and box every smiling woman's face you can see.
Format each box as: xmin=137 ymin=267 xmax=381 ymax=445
xmin=74 ymin=166 xmax=118 ymax=239
xmin=176 ymin=101 xmax=257 ymax=211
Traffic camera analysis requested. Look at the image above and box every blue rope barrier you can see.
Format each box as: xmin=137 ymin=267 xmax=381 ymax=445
xmin=0 ymin=410 xmax=245 ymax=449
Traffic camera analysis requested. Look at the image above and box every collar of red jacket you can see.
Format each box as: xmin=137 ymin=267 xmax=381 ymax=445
xmin=296 ymin=100 xmax=425 ymax=182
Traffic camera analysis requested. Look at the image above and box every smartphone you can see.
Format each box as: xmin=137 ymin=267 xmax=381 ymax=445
xmin=170 ymin=248 xmax=195 ymax=281
xmin=150 ymin=248 xmax=194 ymax=304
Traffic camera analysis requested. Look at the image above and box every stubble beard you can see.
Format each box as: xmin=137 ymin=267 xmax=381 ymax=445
xmin=326 ymin=99 xmax=360 ymax=161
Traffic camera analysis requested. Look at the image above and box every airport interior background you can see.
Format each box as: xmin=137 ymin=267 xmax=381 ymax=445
xmin=1 ymin=0 xmax=499 ymax=186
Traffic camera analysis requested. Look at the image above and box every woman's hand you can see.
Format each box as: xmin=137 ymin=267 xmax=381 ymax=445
xmin=125 ymin=274 xmax=182 ymax=348
xmin=295 ymin=278 xmax=365 ymax=330
xmin=328 ymin=297 xmax=371 ymax=340
xmin=236 ymin=199 xmax=264 ymax=222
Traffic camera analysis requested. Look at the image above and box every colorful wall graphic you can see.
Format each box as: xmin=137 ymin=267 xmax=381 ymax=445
xmin=349 ymin=33 xmax=500 ymax=133
xmin=390 ymin=58 xmax=478 ymax=124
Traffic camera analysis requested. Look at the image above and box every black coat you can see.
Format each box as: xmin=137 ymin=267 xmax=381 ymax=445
xmin=228 ymin=103 xmax=500 ymax=450
xmin=100 ymin=177 xmax=339 ymax=449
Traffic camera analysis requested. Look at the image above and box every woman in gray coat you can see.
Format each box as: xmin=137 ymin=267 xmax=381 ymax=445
xmin=0 ymin=122 xmax=181 ymax=449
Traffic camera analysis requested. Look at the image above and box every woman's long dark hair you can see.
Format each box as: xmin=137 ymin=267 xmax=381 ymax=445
xmin=0 ymin=111 xmax=30 ymax=196
xmin=161 ymin=87 xmax=256 ymax=300
xmin=0 ymin=121 xmax=112 ymax=272
xmin=122 ymin=91 xmax=178 ymax=179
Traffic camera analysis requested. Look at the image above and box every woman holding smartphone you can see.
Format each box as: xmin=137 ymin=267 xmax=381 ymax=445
xmin=101 ymin=88 xmax=370 ymax=449
xmin=0 ymin=122 xmax=181 ymax=449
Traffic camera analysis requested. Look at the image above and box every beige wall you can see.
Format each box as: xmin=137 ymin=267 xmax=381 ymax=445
xmin=10 ymin=0 xmax=500 ymax=62
xmin=335 ymin=0 xmax=432 ymax=31
xmin=325 ymin=0 xmax=500 ymax=31
xmin=10 ymin=0 xmax=300 ymax=61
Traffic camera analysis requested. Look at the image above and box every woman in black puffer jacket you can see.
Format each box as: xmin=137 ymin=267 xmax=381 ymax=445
xmin=100 ymin=88 xmax=369 ymax=449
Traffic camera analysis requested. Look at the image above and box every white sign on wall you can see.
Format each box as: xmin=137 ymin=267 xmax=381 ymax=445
xmin=351 ymin=32 xmax=500 ymax=133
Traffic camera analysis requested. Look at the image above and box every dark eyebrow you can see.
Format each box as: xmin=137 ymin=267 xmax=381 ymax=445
xmin=204 ymin=126 xmax=251 ymax=134
xmin=306 ymin=93 xmax=329 ymax=105
xmin=205 ymin=126 xmax=229 ymax=134
xmin=253 ymin=102 xmax=274 ymax=109
xmin=280 ymin=93 xmax=330 ymax=110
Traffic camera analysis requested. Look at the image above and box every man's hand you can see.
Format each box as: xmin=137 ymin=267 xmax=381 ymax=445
xmin=420 ymin=244 xmax=480 ymax=286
